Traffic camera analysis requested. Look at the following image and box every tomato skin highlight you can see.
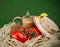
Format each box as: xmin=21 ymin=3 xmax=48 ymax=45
xmin=27 ymin=27 xmax=42 ymax=37
xmin=17 ymin=26 xmax=26 ymax=32
xmin=10 ymin=26 xmax=28 ymax=43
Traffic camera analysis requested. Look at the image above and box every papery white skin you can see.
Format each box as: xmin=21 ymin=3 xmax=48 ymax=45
xmin=33 ymin=16 xmax=54 ymax=38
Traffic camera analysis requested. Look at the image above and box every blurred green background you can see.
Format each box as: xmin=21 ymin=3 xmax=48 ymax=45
xmin=0 ymin=0 xmax=60 ymax=31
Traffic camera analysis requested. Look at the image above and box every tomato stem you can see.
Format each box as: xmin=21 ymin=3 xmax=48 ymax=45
xmin=29 ymin=31 xmax=35 ymax=39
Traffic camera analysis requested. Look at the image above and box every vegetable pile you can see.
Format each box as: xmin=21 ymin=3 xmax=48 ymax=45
xmin=10 ymin=11 xmax=59 ymax=43
xmin=0 ymin=11 xmax=60 ymax=47
xmin=10 ymin=17 xmax=42 ymax=43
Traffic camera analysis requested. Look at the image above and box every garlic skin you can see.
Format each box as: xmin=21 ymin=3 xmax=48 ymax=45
xmin=33 ymin=16 xmax=54 ymax=38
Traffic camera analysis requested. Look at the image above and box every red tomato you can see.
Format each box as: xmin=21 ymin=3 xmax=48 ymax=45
xmin=10 ymin=26 xmax=28 ymax=43
xmin=27 ymin=27 xmax=42 ymax=38
xmin=17 ymin=26 xmax=26 ymax=33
